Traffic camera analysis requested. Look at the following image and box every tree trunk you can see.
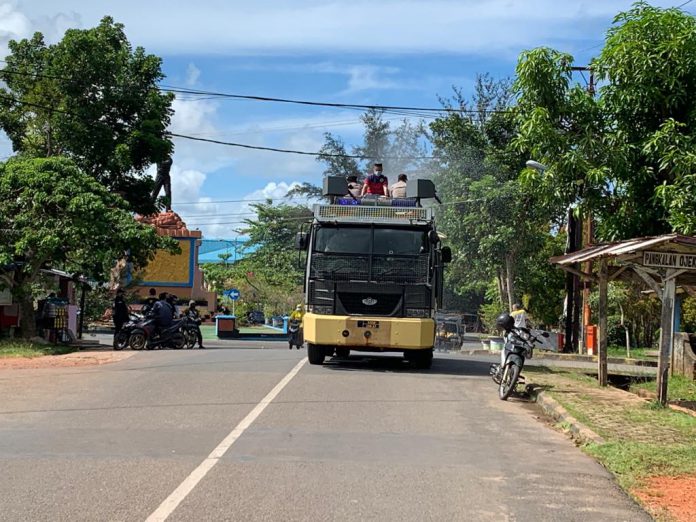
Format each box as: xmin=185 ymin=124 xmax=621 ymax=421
xmin=505 ymin=253 xmax=515 ymax=311
xmin=19 ymin=295 xmax=37 ymax=339
xmin=497 ymin=269 xmax=507 ymax=308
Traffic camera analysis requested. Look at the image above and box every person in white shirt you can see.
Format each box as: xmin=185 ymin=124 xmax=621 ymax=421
xmin=511 ymin=303 xmax=527 ymax=329
xmin=390 ymin=173 xmax=408 ymax=198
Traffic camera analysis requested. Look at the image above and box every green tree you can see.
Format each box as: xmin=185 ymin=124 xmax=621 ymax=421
xmin=0 ymin=16 xmax=174 ymax=215
xmin=431 ymin=76 xmax=564 ymax=321
xmin=318 ymin=109 xmax=430 ymax=181
xmin=514 ymin=2 xmax=696 ymax=239
xmin=0 ymin=157 xmax=174 ymax=338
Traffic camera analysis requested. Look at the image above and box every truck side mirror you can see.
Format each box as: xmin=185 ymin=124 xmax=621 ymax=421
xmin=428 ymin=230 xmax=440 ymax=245
xmin=441 ymin=246 xmax=452 ymax=264
xmin=295 ymin=232 xmax=308 ymax=250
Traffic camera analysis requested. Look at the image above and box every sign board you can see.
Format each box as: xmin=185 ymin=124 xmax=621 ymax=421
xmin=643 ymin=251 xmax=696 ymax=270
xmin=224 ymin=288 xmax=240 ymax=301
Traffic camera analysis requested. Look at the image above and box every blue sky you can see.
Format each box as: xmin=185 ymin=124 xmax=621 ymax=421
xmin=0 ymin=0 xmax=691 ymax=238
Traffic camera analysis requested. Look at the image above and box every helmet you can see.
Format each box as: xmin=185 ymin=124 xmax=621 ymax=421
xmin=189 ymin=300 xmax=196 ymax=307
xmin=295 ymin=305 xmax=302 ymax=311
xmin=495 ymin=312 xmax=514 ymax=332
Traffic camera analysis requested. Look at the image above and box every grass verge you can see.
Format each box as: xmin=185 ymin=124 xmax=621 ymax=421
xmin=525 ymin=367 xmax=696 ymax=491
xmin=607 ymin=346 xmax=653 ymax=360
xmin=631 ymin=375 xmax=696 ymax=402
xmin=0 ymin=340 xmax=76 ymax=358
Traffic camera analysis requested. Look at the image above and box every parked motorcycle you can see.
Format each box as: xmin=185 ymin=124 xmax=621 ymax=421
xmin=490 ymin=313 xmax=549 ymax=400
xmin=288 ymin=319 xmax=302 ymax=350
xmin=113 ymin=313 xmax=143 ymax=351
xmin=128 ymin=317 xmax=186 ymax=350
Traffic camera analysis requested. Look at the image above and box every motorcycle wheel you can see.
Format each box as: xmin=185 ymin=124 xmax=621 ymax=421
xmin=129 ymin=332 xmax=147 ymax=351
xmin=499 ymin=363 xmax=521 ymax=401
xmin=171 ymin=332 xmax=186 ymax=350
xmin=183 ymin=329 xmax=197 ymax=349
xmin=114 ymin=331 xmax=129 ymax=351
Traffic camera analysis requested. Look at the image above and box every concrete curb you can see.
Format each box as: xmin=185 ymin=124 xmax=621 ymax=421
xmin=537 ymin=352 xmax=657 ymax=367
xmin=527 ymin=386 xmax=606 ymax=446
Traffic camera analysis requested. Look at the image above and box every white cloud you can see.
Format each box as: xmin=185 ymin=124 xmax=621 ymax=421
xmin=13 ymin=0 xmax=683 ymax=56
xmin=185 ymin=62 xmax=200 ymax=86
xmin=177 ymin=180 xmax=304 ymax=239
xmin=0 ymin=3 xmax=32 ymax=57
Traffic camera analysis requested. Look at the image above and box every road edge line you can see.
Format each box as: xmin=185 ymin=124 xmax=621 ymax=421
xmin=145 ymin=357 xmax=307 ymax=522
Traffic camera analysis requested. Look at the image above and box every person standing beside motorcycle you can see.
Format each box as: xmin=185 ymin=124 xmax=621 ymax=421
xmin=112 ymin=288 xmax=130 ymax=347
xmin=184 ymin=300 xmax=205 ymax=349
xmin=511 ymin=303 xmax=527 ymax=329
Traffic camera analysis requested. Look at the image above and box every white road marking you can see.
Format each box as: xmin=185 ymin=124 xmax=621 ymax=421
xmin=145 ymin=357 xmax=307 ymax=521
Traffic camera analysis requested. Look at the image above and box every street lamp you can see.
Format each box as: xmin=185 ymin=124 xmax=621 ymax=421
xmin=525 ymin=160 xmax=548 ymax=172
xmin=527 ymin=159 xmax=579 ymax=353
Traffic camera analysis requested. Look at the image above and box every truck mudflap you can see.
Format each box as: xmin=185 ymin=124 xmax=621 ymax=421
xmin=303 ymin=313 xmax=435 ymax=350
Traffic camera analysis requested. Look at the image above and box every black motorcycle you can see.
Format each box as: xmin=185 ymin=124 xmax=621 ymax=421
xmin=288 ymin=319 xmax=302 ymax=350
xmin=491 ymin=327 xmax=549 ymax=400
xmin=128 ymin=317 xmax=186 ymax=350
xmin=182 ymin=314 xmax=202 ymax=349
xmin=113 ymin=313 xmax=143 ymax=351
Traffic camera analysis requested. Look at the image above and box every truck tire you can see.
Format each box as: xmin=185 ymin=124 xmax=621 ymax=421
xmin=307 ymin=343 xmax=325 ymax=365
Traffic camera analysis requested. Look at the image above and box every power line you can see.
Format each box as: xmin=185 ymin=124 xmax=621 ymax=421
xmin=0 ymin=92 xmax=436 ymax=161
xmin=159 ymin=85 xmax=515 ymax=116
xmin=168 ymin=132 xmax=434 ymax=160
xmin=0 ymin=65 xmax=513 ymax=117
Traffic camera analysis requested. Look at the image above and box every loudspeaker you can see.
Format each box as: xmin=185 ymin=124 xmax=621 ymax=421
xmin=406 ymin=179 xmax=436 ymax=199
xmin=323 ymin=176 xmax=349 ymax=196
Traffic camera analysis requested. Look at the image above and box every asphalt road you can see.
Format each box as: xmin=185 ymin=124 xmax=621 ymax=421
xmin=0 ymin=347 xmax=650 ymax=521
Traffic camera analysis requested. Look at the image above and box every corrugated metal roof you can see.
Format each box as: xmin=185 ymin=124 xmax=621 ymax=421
xmin=550 ymin=234 xmax=696 ymax=265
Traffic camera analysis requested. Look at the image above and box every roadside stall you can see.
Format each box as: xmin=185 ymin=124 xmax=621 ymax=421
xmin=550 ymin=234 xmax=696 ymax=404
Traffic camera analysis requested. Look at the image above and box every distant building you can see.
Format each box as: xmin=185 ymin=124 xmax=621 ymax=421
xmin=198 ymin=238 xmax=255 ymax=264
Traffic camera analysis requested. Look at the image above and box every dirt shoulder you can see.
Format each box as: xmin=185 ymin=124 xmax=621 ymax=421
xmin=525 ymin=368 xmax=696 ymax=522
xmin=0 ymin=350 xmax=135 ymax=370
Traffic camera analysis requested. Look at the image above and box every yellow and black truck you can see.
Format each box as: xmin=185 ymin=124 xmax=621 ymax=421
xmin=296 ymin=177 xmax=451 ymax=368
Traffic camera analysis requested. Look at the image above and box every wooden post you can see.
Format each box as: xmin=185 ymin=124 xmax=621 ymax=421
xmin=598 ymin=259 xmax=608 ymax=386
xmin=657 ymin=270 xmax=676 ymax=405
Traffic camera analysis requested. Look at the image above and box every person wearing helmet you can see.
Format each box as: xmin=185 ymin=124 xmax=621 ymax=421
xmin=289 ymin=304 xmax=304 ymax=323
xmin=184 ymin=300 xmax=205 ymax=349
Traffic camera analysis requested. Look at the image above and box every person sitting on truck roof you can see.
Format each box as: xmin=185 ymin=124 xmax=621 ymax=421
xmin=361 ymin=163 xmax=388 ymax=196
xmin=390 ymin=173 xmax=408 ymax=198
xmin=346 ymin=175 xmax=362 ymax=199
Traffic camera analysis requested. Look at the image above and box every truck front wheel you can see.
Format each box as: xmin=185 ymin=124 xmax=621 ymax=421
xmin=307 ymin=343 xmax=325 ymax=365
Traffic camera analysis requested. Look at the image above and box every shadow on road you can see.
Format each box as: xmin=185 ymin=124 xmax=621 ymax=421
xmin=322 ymin=354 xmax=492 ymax=377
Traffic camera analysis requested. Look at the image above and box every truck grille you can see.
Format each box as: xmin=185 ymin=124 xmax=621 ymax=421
xmin=309 ymin=281 xmax=431 ymax=317
xmin=336 ymin=292 xmax=403 ymax=316
xmin=311 ymin=254 xmax=428 ymax=283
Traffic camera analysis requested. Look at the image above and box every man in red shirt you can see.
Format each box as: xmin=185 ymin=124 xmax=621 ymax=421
xmin=361 ymin=162 xmax=389 ymax=196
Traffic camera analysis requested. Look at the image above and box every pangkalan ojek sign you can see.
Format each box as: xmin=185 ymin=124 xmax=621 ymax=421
xmin=643 ymin=251 xmax=696 ymax=270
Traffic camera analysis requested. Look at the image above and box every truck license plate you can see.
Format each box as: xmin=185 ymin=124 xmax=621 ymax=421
xmin=357 ymin=320 xmax=380 ymax=329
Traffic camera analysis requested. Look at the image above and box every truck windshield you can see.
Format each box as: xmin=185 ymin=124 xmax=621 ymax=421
xmin=314 ymin=226 xmax=427 ymax=256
